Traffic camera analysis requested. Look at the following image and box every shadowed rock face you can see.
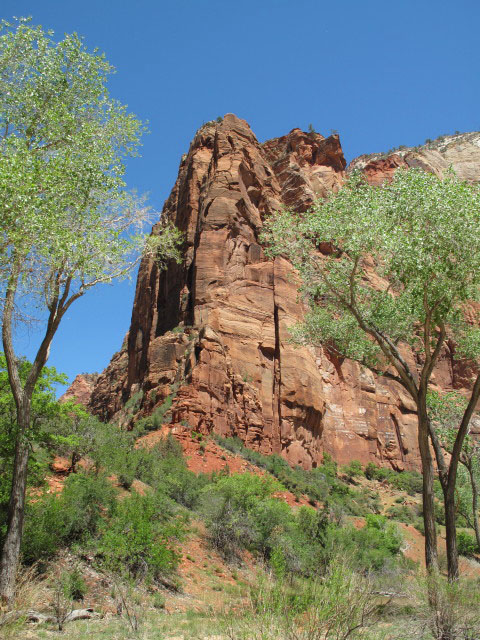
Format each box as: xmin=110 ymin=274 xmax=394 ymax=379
xmin=86 ymin=118 xmax=480 ymax=470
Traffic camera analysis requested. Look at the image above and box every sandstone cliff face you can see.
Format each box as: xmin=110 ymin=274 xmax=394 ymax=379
xmin=60 ymin=373 xmax=99 ymax=407
xmin=88 ymin=120 xmax=480 ymax=470
xmin=350 ymin=132 xmax=480 ymax=184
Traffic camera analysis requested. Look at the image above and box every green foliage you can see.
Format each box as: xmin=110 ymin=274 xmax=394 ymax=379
xmin=263 ymin=168 xmax=480 ymax=366
xmin=202 ymin=472 xmax=401 ymax=575
xmin=61 ymin=567 xmax=87 ymax=601
xmin=0 ymin=354 xmax=76 ymax=539
xmin=365 ymin=462 xmax=423 ymax=495
xmin=201 ymin=473 xmax=288 ymax=561
xmin=414 ymin=572 xmax=480 ymax=640
xmin=427 ymin=389 xmax=468 ymax=431
xmin=325 ymin=516 xmax=402 ymax=572
xmin=457 ymin=531 xmax=479 ymax=557
xmin=342 ymin=460 xmax=363 ymax=479
xmin=224 ymin=560 xmax=383 ymax=640
xmin=214 ymin=435 xmax=380 ymax=515
xmin=98 ymin=491 xmax=186 ymax=581
xmin=151 ymin=592 xmax=166 ymax=609
xmin=124 ymin=390 xmax=144 ymax=412
xmin=133 ymin=434 xmax=211 ymax=509
xmin=18 ymin=424 xmax=197 ymax=585
xmin=22 ymin=472 xmax=116 ymax=563
xmin=70 ymin=422 xmax=205 ymax=509
xmin=0 ymin=18 xmax=182 ymax=316
xmin=386 ymin=503 xmax=417 ymax=523
xmin=136 ymin=394 xmax=175 ymax=431
xmin=171 ymin=325 xmax=185 ymax=334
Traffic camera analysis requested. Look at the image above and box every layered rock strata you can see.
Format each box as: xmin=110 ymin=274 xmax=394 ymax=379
xmin=87 ymin=118 xmax=480 ymax=470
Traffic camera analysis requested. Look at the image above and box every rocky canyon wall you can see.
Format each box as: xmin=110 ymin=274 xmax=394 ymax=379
xmin=86 ymin=117 xmax=480 ymax=470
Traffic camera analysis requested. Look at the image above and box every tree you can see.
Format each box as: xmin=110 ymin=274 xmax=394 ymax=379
xmin=263 ymin=168 xmax=480 ymax=581
xmin=429 ymin=390 xmax=480 ymax=551
xmin=0 ymin=19 xmax=182 ymax=602
xmin=0 ymin=354 xmax=75 ymax=536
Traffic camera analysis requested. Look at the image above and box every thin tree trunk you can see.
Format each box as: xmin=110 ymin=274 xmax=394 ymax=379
xmin=0 ymin=257 xmax=68 ymax=602
xmin=418 ymin=410 xmax=439 ymax=572
xmin=466 ymin=462 xmax=480 ymax=550
xmin=0 ymin=399 xmax=30 ymax=603
xmin=443 ymin=484 xmax=459 ymax=582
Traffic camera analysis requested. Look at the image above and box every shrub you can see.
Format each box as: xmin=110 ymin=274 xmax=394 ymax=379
xmin=323 ymin=516 xmax=403 ymax=572
xmin=457 ymin=531 xmax=479 ymax=557
xmin=22 ymin=494 xmax=68 ymax=563
xmin=213 ymin=436 xmax=378 ymax=516
xmin=201 ymin=473 xmax=290 ymax=561
xmin=342 ymin=460 xmax=363 ymax=479
xmin=386 ymin=504 xmax=416 ymax=523
xmin=412 ymin=573 xmax=480 ymax=640
xmin=414 ymin=517 xmax=425 ymax=535
xmin=22 ymin=472 xmax=116 ymax=563
xmin=134 ymin=434 xmax=209 ymax=508
xmin=124 ymin=390 xmax=143 ymax=412
xmin=365 ymin=463 xmax=423 ymax=495
xmin=202 ymin=474 xmax=401 ymax=576
xmin=98 ymin=492 xmax=186 ymax=582
xmin=61 ymin=567 xmax=87 ymax=601
xmin=224 ymin=561 xmax=381 ymax=640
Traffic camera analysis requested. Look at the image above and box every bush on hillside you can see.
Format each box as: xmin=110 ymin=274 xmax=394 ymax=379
xmin=22 ymin=472 xmax=116 ymax=563
xmin=201 ymin=473 xmax=289 ymax=561
xmin=386 ymin=504 xmax=416 ymax=524
xmin=133 ymin=434 xmax=211 ymax=508
xmin=324 ymin=515 xmax=403 ymax=572
xmin=202 ymin=473 xmax=402 ymax=576
xmin=365 ymin=463 xmax=423 ymax=495
xmin=457 ymin=531 xmax=479 ymax=557
xmin=98 ymin=491 xmax=186 ymax=581
xmin=214 ymin=436 xmax=380 ymax=515
xmin=342 ymin=460 xmax=363 ymax=480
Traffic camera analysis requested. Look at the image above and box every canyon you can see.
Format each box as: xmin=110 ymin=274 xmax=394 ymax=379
xmin=77 ymin=116 xmax=480 ymax=471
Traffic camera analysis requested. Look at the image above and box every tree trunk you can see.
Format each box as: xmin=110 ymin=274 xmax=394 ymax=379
xmin=0 ymin=400 xmax=31 ymax=603
xmin=418 ymin=410 xmax=439 ymax=572
xmin=467 ymin=463 xmax=480 ymax=550
xmin=443 ymin=483 xmax=459 ymax=582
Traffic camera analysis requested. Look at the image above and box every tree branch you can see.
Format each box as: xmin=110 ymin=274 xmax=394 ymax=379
xmin=1 ymin=259 xmax=24 ymax=410
xmin=448 ymin=373 xmax=480 ymax=487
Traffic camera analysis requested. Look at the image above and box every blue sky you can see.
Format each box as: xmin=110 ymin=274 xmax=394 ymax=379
xmin=2 ymin=0 xmax=479 ymax=392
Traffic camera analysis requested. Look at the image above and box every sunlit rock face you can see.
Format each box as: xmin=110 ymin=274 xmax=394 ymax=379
xmin=350 ymin=132 xmax=480 ymax=184
xmin=60 ymin=373 xmax=99 ymax=408
xmin=85 ymin=118 xmax=480 ymax=471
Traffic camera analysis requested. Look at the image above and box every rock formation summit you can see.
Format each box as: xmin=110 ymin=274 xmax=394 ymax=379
xmin=86 ymin=116 xmax=480 ymax=470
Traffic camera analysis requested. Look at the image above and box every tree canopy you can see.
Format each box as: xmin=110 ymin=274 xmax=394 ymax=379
xmin=0 ymin=18 xmax=182 ymax=602
xmin=263 ymin=167 xmax=480 ymax=580
xmin=0 ymin=17 xmax=181 ymax=346
xmin=263 ymin=169 xmax=480 ymax=372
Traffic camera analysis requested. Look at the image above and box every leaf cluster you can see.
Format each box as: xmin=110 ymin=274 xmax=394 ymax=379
xmin=262 ymin=169 xmax=480 ymax=368
xmin=0 ymin=18 xmax=182 ymax=326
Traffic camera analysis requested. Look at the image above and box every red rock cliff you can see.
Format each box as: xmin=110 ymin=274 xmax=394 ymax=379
xmin=88 ymin=118 xmax=480 ymax=470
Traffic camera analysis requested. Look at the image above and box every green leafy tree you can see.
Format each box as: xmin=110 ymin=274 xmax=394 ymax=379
xmin=0 ymin=18 xmax=182 ymax=601
xmin=0 ymin=353 xmax=74 ymax=536
xmin=263 ymin=168 xmax=480 ymax=581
